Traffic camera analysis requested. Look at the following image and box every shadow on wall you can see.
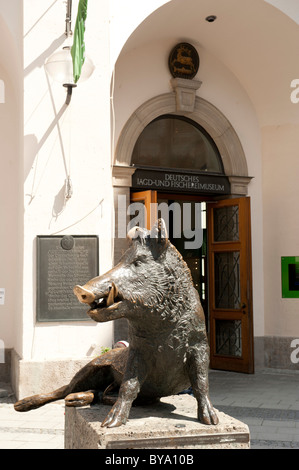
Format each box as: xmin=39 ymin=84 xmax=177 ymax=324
xmin=25 ymin=137 xmax=72 ymax=225
xmin=49 ymin=181 xmax=73 ymax=230
xmin=24 ymin=35 xmax=65 ymax=78
xmin=24 ymin=100 xmax=69 ymax=205
xmin=24 ymin=134 xmax=38 ymax=182
xmin=52 ymin=183 xmax=68 ymax=220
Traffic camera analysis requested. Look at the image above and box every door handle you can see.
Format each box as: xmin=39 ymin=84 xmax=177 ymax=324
xmin=241 ymin=303 xmax=246 ymax=310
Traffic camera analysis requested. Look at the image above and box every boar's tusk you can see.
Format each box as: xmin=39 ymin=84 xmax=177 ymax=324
xmin=112 ymin=282 xmax=118 ymax=298
xmin=107 ymin=288 xmax=114 ymax=307
xmin=107 ymin=282 xmax=118 ymax=308
xmin=73 ymin=285 xmax=96 ymax=304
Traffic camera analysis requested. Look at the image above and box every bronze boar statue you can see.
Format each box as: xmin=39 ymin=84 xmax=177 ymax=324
xmin=15 ymin=219 xmax=218 ymax=428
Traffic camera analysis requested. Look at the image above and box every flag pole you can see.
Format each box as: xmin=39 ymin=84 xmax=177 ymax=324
xmin=65 ymin=0 xmax=73 ymax=37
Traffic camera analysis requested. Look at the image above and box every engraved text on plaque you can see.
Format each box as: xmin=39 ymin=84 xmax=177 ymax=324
xmin=36 ymin=235 xmax=99 ymax=321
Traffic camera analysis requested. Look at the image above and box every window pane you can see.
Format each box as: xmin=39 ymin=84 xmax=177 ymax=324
xmin=214 ymin=205 xmax=239 ymax=242
xmin=214 ymin=251 xmax=241 ymax=309
xmin=132 ymin=116 xmax=223 ymax=173
xmin=215 ymin=319 xmax=242 ymax=357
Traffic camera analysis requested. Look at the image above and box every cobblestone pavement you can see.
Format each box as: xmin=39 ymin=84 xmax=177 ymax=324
xmin=209 ymin=368 xmax=299 ymax=449
xmin=0 ymin=385 xmax=64 ymax=449
xmin=0 ymin=367 xmax=299 ymax=449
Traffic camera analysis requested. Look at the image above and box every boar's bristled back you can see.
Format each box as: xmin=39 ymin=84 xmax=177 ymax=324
xmin=118 ymin=235 xmax=196 ymax=320
xmin=162 ymin=243 xmax=197 ymax=318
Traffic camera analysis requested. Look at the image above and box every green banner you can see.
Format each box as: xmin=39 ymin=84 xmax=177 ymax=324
xmin=71 ymin=0 xmax=88 ymax=83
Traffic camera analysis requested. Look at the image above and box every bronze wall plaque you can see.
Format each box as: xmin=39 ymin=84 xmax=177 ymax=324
xmin=36 ymin=235 xmax=99 ymax=322
xmin=168 ymin=43 xmax=199 ymax=79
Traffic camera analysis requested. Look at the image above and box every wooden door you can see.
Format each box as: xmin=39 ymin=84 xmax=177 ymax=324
xmin=130 ymin=190 xmax=157 ymax=229
xmin=208 ymin=197 xmax=254 ymax=373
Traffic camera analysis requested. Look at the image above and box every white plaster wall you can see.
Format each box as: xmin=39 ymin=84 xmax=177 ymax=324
xmin=264 ymin=0 xmax=299 ymax=25
xmin=0 ymin=2 xmax=23 ymax=355
xmin=23 ymin=0 xmax=113 ymax=360
xmin=109 ymin=0 xmax=170 ymax=71
xmin=262 ymin=124 xmax=299 ymax=337
xmin=0 ymin=67 xmax=22 ymax=349
xmin=260 ymin=3 xmax=299 ymax=338
xmin=113 ymin=40 xmax=264 ymax=337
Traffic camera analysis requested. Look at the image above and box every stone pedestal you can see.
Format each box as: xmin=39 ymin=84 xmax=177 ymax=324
xmin=65 ymin=395 xmax=250 ymax=449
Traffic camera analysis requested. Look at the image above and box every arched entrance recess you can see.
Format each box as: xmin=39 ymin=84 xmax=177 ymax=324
xmin=113 ymin=93 xmax=254 ymax=374
xmin=113 ymin=93 xmax=252 ymax=194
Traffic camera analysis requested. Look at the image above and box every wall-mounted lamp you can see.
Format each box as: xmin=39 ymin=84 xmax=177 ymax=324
xmin=44 ymin=0 xmax=94 ymax=105
xmin=45 ymin=46 xmax=94 ymax=105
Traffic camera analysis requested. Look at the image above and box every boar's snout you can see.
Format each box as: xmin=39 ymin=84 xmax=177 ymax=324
xmin=73 ymin=285 xmax=96 ymax=304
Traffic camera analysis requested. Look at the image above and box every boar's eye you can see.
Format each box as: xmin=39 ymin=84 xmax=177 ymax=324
xmin=133 ymin=255 xmax=147 ymax=267
xmin=133 ymin=260 xmax=142 ymax=267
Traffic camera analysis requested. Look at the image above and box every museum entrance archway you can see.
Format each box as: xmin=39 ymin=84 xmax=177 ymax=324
xmin=127 ymin=114 xmax=254 ymax=373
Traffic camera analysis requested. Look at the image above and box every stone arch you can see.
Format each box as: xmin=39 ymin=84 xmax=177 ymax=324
xmin=113 ymin=93 xmax=251 ymax=195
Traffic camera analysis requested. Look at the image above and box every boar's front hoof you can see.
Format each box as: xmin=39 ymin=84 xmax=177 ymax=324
xmin=101 ymin=401 xmax=129 ymax=428
xmin=198 ymin=398 xmax=219 ymax=425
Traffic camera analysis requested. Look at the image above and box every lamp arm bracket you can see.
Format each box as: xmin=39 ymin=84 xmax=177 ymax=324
xmin=63 ymin=83 xmax=77 ymax=105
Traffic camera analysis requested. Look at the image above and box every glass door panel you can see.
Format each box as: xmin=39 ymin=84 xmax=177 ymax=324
xmin=215 ymin=319 xmax=242 ymax=357
xmin=208 ymin=197 xmax=254 ymax=373
xmin=213 ymin=204 xmax=239 ymax=242
xmin=214 ymin=251 xmax=241 ymax=309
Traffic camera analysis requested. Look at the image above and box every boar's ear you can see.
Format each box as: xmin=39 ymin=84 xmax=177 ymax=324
xmin=149 ymin=219 xmax=169 ymax=258
xmin=127 ymin=226 xmax=147 ymax=245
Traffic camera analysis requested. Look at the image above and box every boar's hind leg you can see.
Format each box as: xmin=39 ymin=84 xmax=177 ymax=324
xmin=14 ymin=362 xmax=99 ymax=412
xmin=14 ymin=385 xmax=70 ymax=412
xmin=186 ymin=341 xmax=219 ymax=425
xmin=14 ymin=349 xmax=125 ymax=412
xmin=14 ymin=381 xmax=98 ymax=412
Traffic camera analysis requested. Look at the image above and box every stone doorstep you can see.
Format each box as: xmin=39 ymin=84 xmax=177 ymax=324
xmin=0 ymin=383 xmax=10 ymax=399
xmin=65 ymin=395 xmax=250 ymax=449
xmin=0 ymin=389 xmax=8 ymax=399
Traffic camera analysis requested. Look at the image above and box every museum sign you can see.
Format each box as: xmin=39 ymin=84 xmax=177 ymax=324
xmin=132 ymin=168 xmax=230 ymax=195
